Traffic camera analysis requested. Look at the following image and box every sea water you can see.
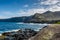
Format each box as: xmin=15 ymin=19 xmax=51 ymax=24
xmin=0 ymin=22 xmax=47 ymax=34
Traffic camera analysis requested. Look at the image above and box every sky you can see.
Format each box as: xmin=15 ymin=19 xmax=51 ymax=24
xmin=0 ymin=0 xmax=60 ymax=19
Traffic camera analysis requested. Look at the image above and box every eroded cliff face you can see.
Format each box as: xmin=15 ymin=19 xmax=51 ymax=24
xmin=30 ymin=24 xmax=60 ymax=40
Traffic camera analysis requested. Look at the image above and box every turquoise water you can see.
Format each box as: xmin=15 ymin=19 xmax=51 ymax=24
xmin=0 ymin=22 xmax=47 ymax=34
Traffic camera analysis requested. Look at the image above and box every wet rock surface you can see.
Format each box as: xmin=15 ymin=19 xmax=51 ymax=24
xmin=1 ymin=29 xmax=37 ymax=40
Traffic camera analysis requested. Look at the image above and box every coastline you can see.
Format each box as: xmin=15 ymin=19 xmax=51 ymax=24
xmin=0 ymin=23 xmax=48 ymax=34
xmin=0 ymin=22 xmax=48 ymax=40
xmin=0 ymin=28 xmax=39 ymax=40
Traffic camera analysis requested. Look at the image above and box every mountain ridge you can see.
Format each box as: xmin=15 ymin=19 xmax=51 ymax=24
xmin=0 ymin=11 xmax=60 ymax=23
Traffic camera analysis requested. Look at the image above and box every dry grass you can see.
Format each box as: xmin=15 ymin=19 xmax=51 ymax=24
xmin=0 ymin=35 xmax=5 ymax=40
xmin=30 ymin=24 xmax=60 ymax=40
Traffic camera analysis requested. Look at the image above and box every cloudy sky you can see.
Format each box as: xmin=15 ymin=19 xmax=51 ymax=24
xmin=0 ymin=0 xmax=60 ymax=19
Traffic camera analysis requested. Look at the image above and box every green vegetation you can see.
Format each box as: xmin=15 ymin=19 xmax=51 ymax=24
xmin=55 ymin=22 xmax=60 ymax=24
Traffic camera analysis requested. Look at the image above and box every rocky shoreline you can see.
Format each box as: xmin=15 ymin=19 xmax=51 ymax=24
xmin=0 ymin=29 xmax=38 ymax=40
xmin=1 ymin=24 xmax=60 ymax=40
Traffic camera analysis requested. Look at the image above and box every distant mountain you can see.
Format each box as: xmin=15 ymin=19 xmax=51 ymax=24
xmin=0 ymin=16 xmax=33 ymax=22
xmin=0 ymin=11 xmax=60 ymax=23
xmin=27 ymin=11 xmax=60 ymax=23
xmin=30 ymin=24 xmax=60 ymax=40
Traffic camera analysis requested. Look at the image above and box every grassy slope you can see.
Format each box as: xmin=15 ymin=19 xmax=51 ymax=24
xmin=0 ymin=35 xmax=5 ymax=40
xmin=30 ymin=24 xmax=60 ymax=40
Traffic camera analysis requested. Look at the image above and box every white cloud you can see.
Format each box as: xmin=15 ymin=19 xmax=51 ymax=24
xmin=17 ymin=8 xmax=47 ymax=16
xmin=30 ymin=0 xmax=60 ymax=12
xmin=33 ymin=3 xmax=37 ymax=5
xmin=41 ymin=0 xmax=60 ymax=5
xmin=0 ymin=0 xmax=60 ymax=19
xmin=24 ymin=4 xmax=29 ymax=7
xmin=49 ymin=5 xmax=60 ymax=12
xmin=36 ymin=0 xmax=60 ymax=12
xmin=0 ymin=8 xmax=47 ymax=18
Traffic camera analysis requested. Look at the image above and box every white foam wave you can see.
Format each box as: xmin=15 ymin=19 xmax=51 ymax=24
xmin=0 ymin=29 xmax=20 ymax=35
xmin=17 ymin=23 xmax=48 ymax=25
xmin=4 ymin=29 xmax=20 ymax=32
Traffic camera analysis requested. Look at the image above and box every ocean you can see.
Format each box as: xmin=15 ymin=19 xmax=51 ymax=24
xmin=0 ymin=22 xmax=47 ymax=34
